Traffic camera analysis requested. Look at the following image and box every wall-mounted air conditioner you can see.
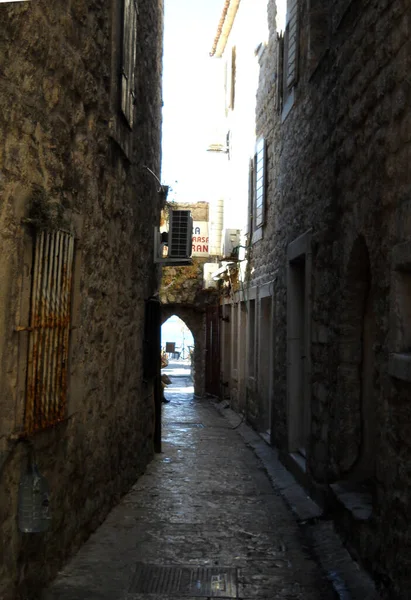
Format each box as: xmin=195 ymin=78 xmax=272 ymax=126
xmin=222 ymin=228 xmax=241 ymax=259
xmin=154 ymin=209 xmax=193 ymax=265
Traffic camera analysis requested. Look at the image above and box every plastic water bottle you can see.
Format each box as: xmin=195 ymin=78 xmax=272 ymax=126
xmin=18 ymin=462 xmax=52 ymax=533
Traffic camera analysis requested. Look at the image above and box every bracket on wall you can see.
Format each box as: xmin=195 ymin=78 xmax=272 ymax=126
xmin=142 ymin=165 xmax=169 ymax=199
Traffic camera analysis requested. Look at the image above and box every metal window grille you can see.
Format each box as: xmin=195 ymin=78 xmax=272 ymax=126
xmin=24 ymin=230 xmax=74 ymax=435
xmin=169 ymin=210 xmax=192 ymax=258
xmin=285 ymin=0 xmax=298 ymax=89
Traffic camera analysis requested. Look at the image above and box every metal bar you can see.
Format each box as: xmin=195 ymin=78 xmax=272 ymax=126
xmin=48 ymin=230 xmax=60 ymax=423
xmin=59 ymin=235 xmax=74 ymax=418
xmin=35 ymin=231 xmax=51 ymax=430
xmin=41 ymin=230 xmax=56 ymax=425
xmin=24 ymin=229 xmax=74 ymax=434
xmin=54 ymin=234 xmax=67 ymax=419
xmin=25 ymin=232 xmax=44 ymax=433
xmin=50 ymin=231 xmax=63 ymax=421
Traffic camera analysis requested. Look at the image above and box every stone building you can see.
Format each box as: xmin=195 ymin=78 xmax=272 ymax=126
xmin=0 ymin=0 xmax=163 ymax=597
xmin=211 ymin=0 xmax=411 ymax=597
xmin=160 ymin=202 xmax=220 ymax=397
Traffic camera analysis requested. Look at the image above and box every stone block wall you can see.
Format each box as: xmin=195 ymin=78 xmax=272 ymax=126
xmin=248 ymin=0 xmax=411 ymax=596
xmin=0 ymin=0 xmax=163 ymax=597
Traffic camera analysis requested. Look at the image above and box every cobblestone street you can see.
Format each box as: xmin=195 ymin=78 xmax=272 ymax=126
xmin=41 ymin=362 xmax=366 ymax=600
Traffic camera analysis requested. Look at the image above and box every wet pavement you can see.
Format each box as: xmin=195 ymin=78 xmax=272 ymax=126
xmin=42 ymin=361 xmax=340 ymax=600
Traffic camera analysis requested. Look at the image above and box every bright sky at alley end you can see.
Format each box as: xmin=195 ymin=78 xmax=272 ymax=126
xmin=162 ymin=0 xmax=225 ymax=204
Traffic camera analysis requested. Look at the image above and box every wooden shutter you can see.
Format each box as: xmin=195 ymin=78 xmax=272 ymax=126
xmin=285 ymin=0 xmax=298 ymax=89
xmin=276 ymin=32 xmax=284 ymax=112
xmin=254 ymin=138 xmax=266 ymax=229
xmin=230 ymin=46 xmax=236 ymax=110
xmin=246 ymin=158 xmax=254 ymax=235
xmin=225 ymin=51 xmax=232 ymax=113
xmin=121 ymin=0 xmax=138 ymax=127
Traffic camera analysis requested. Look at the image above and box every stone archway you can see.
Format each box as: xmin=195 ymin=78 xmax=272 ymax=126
xmin=161 ymin=305 xmax=206 ymax=397
xmin=329 ymin=235 xmax=376 ymax=481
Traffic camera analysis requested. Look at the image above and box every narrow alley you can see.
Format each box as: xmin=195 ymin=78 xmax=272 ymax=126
xmin=41 ymin=362 xmax=373 ymax=600
xmin=1 ymin=1 xmax=410 ymax=598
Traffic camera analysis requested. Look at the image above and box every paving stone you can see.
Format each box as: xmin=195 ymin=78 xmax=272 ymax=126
xmin=42 ymin=363 xmax=336 ymax=600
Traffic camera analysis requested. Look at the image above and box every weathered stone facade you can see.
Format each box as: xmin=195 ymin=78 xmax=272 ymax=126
xmin=251 ymin=1 xmax=411 ymax=596
xmin=0 ymin=1 xmax=163 ymax=597
xmin=213 ymin=0 xmax=411 ymax=597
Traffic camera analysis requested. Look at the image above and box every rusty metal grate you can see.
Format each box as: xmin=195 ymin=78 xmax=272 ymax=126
xmin=129 ymin=563 xmax=238 ymax=597
xmin=24 ymin=230 xmax=74 ymax=434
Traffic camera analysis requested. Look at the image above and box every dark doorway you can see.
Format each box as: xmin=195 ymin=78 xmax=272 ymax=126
xmin=205 ymin=305 xmax=221 ymax=396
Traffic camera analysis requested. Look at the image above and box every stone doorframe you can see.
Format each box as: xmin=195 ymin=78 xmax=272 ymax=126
xmin=286 ymin=230 xmax=312 ymax=459
xmin=161 ymin=305 xmax=206 ymax=397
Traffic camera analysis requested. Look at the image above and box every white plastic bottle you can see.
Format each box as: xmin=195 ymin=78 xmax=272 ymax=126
xmin=18 ymin=461 xmax=52 ymax=533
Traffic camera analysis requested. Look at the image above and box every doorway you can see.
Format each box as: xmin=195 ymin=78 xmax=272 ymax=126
xmin=287 ymin=231 xmax=312 ymax=457
xmin=259 ymin=295 xmax=272 ymax=435
xmin=205 ymin=305 xmax=221 ymax=396
xmin=161 ymin=315 xmax=195 ymax=402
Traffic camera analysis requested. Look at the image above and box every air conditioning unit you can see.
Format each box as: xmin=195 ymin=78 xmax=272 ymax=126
xmin=154 ymin=209 xmax=193 ymax=265
xmin=222 ymin=228 xmax=241 ymax=259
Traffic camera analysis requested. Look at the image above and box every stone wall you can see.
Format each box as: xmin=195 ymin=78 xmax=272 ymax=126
xmin=0 ymin=0 xmax=164 ymax=597
xmin=248 ymin=0 xmax=411 ymax=596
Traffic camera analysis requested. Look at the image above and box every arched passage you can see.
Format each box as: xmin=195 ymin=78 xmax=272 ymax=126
xmin=161 ymin=305 xmax=206 ymax=397
xmin=162 ymin=315 xmax=194 ymax=360
xmin=330 ymin=235 xmax=376 ymax=482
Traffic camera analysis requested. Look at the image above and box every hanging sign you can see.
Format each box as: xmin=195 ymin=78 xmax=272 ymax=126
xmin=192 ymin=221 xmax=209 ymax=257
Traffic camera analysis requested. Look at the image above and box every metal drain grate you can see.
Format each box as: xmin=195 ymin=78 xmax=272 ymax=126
xmin=167 ymin=422 xmax=205 ymax=428
xmin=129 ymin=564 xmax=237 ymax=597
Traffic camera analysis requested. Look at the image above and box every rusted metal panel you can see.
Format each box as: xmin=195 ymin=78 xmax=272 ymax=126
xmin=24 ymin=230 xmax=74 ymax=435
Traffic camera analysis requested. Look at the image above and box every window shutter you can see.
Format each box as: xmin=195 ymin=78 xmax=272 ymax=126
xmin=285 ymin=0 xmax=298 ymax=89
xmin=230 ymin=46 xmax=236 ymax=110
xmin=225 ymin=50 xmax=232 ymax=113
xmin=276 ymin=32 xmax=284 ymax=112
xmin=254 ymin=138 xmax=266 ymax=229
xmin=246 ymin=158 xmax=254 ymax=235
xmin=121 ymin=0 xmax=138 ymax=127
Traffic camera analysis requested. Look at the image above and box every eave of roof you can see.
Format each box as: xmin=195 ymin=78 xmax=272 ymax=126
xmin=209 ymin=0 xmax=241 ymax=58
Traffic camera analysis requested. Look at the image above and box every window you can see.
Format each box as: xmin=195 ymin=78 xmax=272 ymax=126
xmin=249 ymin=138 xmax=266 ymax=242
xmin=284 ymin=0 xmax=298 ymax=89
xmin=225 ymin=45 xmax=236 ymax=113
xmin=307 ymin=0 xmax=328 ymax=73
xmin=121 ymin=0 xmax=138 ymax=128
xmin=277 ymin=0 xmax=299 ymax=118
xmin=109 ymin=0 xmax=138 ymax=156
xmin=24 ymin=230 xmax=75 ymax=435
